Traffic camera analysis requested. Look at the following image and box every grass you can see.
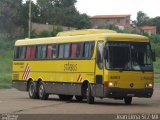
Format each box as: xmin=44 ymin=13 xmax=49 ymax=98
xmin=0 ymin=74 xmax=12 ymax=88
xmin=155 ymin=78 xmax=160 ymax=83
xmin=154 ymin=57 xmax=160 ymax=73
xmin=0 ymin=38 xmax=14 ymax=89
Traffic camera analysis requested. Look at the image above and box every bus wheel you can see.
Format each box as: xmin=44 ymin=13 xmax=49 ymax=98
xmin=124 ymin=97 xmax=132 ymax=105
xmin=87 ymin=84 xmax=94 ymax=104
xmin=75 ymin=95 xmax=83 ymax=101
xmin=28 ymin=81 xmax=39 ymax=99
xmin=59 ymin=95 xmax=73 ymax=101
xmin=38 ymin=82 xmax=49 ymax=100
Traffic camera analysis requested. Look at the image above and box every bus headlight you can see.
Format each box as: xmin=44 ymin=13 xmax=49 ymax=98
xmin=145 ymin=83 xmax=153 ymax=88
xmin=109 ymin=82 xmax=113 ymax=87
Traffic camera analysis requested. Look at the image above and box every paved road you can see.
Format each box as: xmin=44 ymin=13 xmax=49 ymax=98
xmin=0 ymin=84 xmax=160 ymax=114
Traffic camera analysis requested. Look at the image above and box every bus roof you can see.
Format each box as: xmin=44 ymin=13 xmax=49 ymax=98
xmin=57 ymin=29 xmax=117 ymax=36
xmin=15 ymin=29 xmax=149 ymax=46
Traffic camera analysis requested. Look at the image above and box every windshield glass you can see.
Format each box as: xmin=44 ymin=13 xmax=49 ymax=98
xmin=105 ymin=42 xmax=153 ymax=71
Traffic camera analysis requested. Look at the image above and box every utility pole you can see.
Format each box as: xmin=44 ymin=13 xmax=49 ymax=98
xmin=28 ymin=0 xmax=31 ymax=38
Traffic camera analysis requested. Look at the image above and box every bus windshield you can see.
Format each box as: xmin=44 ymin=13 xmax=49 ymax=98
xmin=105 ymin=42 xmax=153 ymax=71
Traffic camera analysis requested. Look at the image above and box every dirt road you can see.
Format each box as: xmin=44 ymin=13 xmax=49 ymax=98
xmin=0 ymin=84 xmax=160 ymax=114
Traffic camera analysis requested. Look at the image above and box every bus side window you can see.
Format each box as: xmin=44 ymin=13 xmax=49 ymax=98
xmin=19 ymin=46 xmax=26 ymax=59
xmin=35 ymin=45 xmax=47 ymax=59
xmin=36 ymin=46 xmax=41 ymax=59
xmin=14 ymin=47 xmax=19 ymax=59
xmin=52 ymin=45 xmax=58 ymax=59
xmin=83 ymin=42 xmax=94 ymax=58
xmin=26 ymin=46 xmax=31 ymax=59
xmin=71 ymin=43 xmax=83 ymax=59
xmin=41 ymin=45 xmax=47 ymax=59
xmin=64 ymin=44 xmax=70 ymax=58
xmin=76 ymin=43 xmax=83 ymax=58
xmin=30 ymin=46 xmax=36 ymax=59
xmin=71 ymin=43 xmax=77 ymax=58
xmin=58 ymin=44 xmax=64 ymax=58
xmin=47 ymin=45 xmax=52 ymax=59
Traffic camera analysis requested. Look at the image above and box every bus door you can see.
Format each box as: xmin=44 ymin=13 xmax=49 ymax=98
xmin=94 ymin=41 xmax=104 ymax=97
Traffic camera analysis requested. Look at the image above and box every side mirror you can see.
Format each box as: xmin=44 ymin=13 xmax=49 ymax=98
xmin=151 ymin=50 xmax=156 ymax=62
xmin=104 ymin=47 xmax=108 ymax=60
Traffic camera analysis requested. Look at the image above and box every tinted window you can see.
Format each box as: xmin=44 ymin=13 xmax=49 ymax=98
xmin=14 ymin=47 xmax=19 ymax=59
xmin=47 ymin=45 xmax=52 ymax=59
xmin=35 ymin=45 xmax=47 ymax=59
xmin=71 ymin=43 xmax=83 ymax=58
xmin=41 ymin=46 xmax=47 ymax=59
xmin=76 ymin=43 xmax=83 ymax=57
xmin=58 ymin=44 xmax=64 ymax=58
xmin=71 ymin=43 xmax=77 ymax=58
xmin=83 ymin=42 xmax=94 ymax=58
xmin=30 ymin=46 xmax=36 ymax=59
xmin=19 ymin=46 xmax=26 ymax=59
xmin=52 ymin=45 xmax=58 ymax=58
xmin=26 ymin=46 xmax=31 ymax=59
xmin=36 ymin=46 xmax=41 ymax=59
xmin=64 ymin=44 xmax=70 ymax=58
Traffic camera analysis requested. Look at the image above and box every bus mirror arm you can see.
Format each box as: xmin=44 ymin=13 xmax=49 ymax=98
xmin=151 ymin=49 xmax=156 ymax=62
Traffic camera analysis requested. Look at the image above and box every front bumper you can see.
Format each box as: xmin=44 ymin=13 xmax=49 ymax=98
xmin=105 ymin=87 xmax=153 ymax=98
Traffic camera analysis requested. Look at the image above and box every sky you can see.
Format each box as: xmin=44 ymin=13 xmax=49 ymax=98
xmin=26 ymin=0 xmax=159 ymax=20
xmin=75 ymin=0 xmax=159 ymax=20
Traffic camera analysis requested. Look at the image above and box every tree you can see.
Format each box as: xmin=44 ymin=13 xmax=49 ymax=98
xmin=146 ymin=17 xmax=160 ymax=34
xmin=19 ymin=0 xmax=39 ymax=36
xmin=135 ymin=11 xmax=149 ymax=26
xmin=0 ymin=0 xmax=22 ymax=36
xmin=37 ymin=0 xmax=91 ymax=28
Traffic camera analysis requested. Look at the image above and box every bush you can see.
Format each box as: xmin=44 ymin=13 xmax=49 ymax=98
xmin=31 ymin=26 xmax=63 ymax=38
xmin=150 ymin=34 xmax=160 ymax=43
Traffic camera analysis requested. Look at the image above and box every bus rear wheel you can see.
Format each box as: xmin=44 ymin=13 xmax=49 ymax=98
xmin=59 ymin=95 xmax=73 ymax=101
xmin=124 ymin=97 xmax=132 ymax=105
xmin=87 ymin=84 xmax=94 ymax=104
xmin=38 ymin=82 xmax=49 ymax=100
xmin=28 ymin=81 xmax=39 ymax=99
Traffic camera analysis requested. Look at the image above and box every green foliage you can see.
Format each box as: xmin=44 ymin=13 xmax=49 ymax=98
xmin=145 ymin=17 xmax=160 ymax=34
xmin=0 ymin=0 xmax=91 ymax=37
xmin=150 ymin=35 xmax=160 ymax=57
xmin=19 ymin=1 xmax=40 ymax=37
xmin=51 ymin=26 xmax=63 ymax=36
xmin=39 ymin=30 xmax=52 ymax=37
xmin=36 ymin=0 xmax=91 ymax=29
xmin=155 ymin=78 xmax=160 ymax=83
xmin=153 ymin=57 xmax=160 ymax=73
xmin=150 ymin=34 xmax=160 ymax=43
xmin=0 ymin=74 xmax=12 ymax=88
xmin=0 ymin=0 xmax=22 ymax=35
xmin=135 ymin=11 xmax=150 ymax=26
xmin=135 ymin=11 xmax=160 ymax=34
xmin=101 ymin=24 xmax=135 ymax=34
xmin=0 ymin=37 xmax=13 ymax=88
xmin=31 ymin=26 xmax=63 ymax=38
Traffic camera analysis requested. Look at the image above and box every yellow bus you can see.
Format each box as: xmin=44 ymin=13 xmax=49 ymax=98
xmin=12 ymin=29 xmax=155 ymax=104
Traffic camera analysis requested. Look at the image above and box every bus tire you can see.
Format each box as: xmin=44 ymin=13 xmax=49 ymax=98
xmin=38 ymin=81 xmax=49 ymax=100
xmin=75 ymin=95 xmax=83 ymax=101
xmin=124 ymin=97 xmax=132 ymax=105
xmin=28 ymin=81 xmax=39 ymax=99
xmin=87 ymin=83 xmax=94 ymax=104
xmin=59 ymin=95 xmax=73 ymax=101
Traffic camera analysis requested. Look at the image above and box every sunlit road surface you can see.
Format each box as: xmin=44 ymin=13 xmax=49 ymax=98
xmin=0 ymin=84 xmax=159 ymax=114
